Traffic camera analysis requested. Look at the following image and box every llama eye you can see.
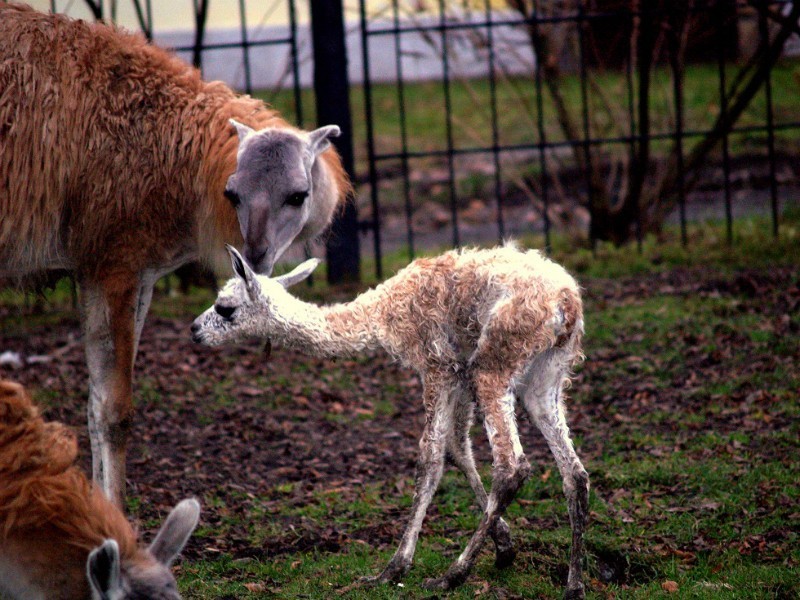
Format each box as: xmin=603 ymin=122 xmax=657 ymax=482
xmin=224 ymin=188 xmax=241 ymax=208
xmin=214 ymin=304 xmax=236 ymax=320
xmin=285 ymin=190 xmax=308 ymax=207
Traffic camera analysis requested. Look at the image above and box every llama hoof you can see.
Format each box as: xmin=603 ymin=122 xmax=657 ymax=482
xmin=492 ymin=518 xmax=515 ymax=568
xmin=564 ymin=584 xmax=586 ymax=599
xmin=422 ymin=576 xmax=453 ymax=591
xmin=494 ymin=544 xmax=516 ymax=569
xmin=422 ymin=567 xmax=469 ymax=591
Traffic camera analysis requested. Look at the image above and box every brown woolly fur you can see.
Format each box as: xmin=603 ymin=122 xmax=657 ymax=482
xmin=0 ymin=1 xmax=349 ymax=277
xmin=0 ymin=1 xmax=349 ymax=504
xmin=0 ymin=381 xmax=136 ymax=559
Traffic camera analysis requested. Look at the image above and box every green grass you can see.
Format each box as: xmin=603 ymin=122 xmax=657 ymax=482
xmin=164 ymin=215 xmax=799 ymax=598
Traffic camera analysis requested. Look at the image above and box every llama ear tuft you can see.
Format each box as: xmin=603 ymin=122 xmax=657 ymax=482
xmin=87 ymin=539 xmax=121 ymax=600
xmin=275 ymin=258 xmax=321 ymax=289
xmin=149 ymin=498 xmax=201 ymax=566
xmin=308 ymin=125 xmax=340 ymax=157
xmin=229 ymin=119 xmax=254 ymax=143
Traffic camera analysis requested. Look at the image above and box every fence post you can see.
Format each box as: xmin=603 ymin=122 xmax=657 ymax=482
xmin=310 ymin=0 xmax=360 ymax=284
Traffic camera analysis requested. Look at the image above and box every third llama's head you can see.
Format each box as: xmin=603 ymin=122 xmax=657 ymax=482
xmin=191 ymin=245 xmax=319 ymax=347
xmin=87 ymin=498 xmax=200 ymax=600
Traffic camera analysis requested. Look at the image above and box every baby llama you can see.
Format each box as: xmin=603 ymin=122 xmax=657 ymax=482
xmin=192 ymin=243 xmax=589 ymax=598
xmin=0 ymin=380 xmax=200 ymax=600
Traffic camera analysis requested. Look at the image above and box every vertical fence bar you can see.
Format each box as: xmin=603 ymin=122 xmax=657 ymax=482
xmin=577 ymin=2 xmax=596 ymax=249
xmin=237 ymin=0 xmax=253 ymax=94
xmin=311 ymin=0 xmax=360 ymax=283
xmin=145 ymin=0 xmax=152 ymax=34
xmin=438 ymin=0 xmax=460 ymax=248
xmin=532 ymin=0 xmax=551 ymax=251
xmin=625 ymin=3 xmax=638 ymax=244
xmin=485 ymin=0 xmax=505 ymax=242
xmin=669 ymin=4 xmax=687 ymax=247
xmin=359 ymin=0 xmax=382 ymax=280
xmin=288 ymin=0 xmax=304 ymax=128
xmin=716 ymin=0 xmax=733 ymax=245
xmin=392 ymin=0 xmax=415 ymax=261
xmin=759 ymin=5 xmax=779 ymax=239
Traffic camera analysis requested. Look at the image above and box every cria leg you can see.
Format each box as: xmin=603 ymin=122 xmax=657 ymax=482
xmin=522 ymin=351 xmax=589 ymax=600
xmin=364 ymin=374 xmax=457 ymax=584
xmin=446 ymin=389 xmax=515 ymax=568
xmin=425 ymin=372 xmax=530 ymax=591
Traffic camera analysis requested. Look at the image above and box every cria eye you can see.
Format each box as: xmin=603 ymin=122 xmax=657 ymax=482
xmin=214 ymin=304 xmax=236 ymax=319
xmin=224 ymin=188 xmax=241 ymax=208
xmin=285 ymin=190 xmax=308 ymax=207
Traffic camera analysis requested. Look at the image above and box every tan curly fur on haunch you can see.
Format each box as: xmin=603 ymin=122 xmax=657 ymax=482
xmin=0 ymin=380 xmax=200 ymax=600
xmin=0 ymin=2 xmax=349 ymax=506
xmin=192 ymin=243 xmax=590 ymax=598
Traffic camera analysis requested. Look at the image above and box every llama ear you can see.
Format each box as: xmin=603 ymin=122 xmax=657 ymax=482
xmin=87 ymin=539 xmax=121 ymax=600
xmin=227 ymin=245 xmax=251 ymax=282
xmin=308 ymin=125 xmax=340 ymax=157
xmin=229 ymin=119 xmax=254 ymax=143
xmin=275 ymin=258 xmax=321 ymax=289
xmin=226 ymin=245 xmax=261 ymax=298
xmin=149 ymin=498 xmax=200 ymax=567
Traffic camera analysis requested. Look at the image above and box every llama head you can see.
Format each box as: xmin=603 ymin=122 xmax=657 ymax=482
xmin=86 ymin=498 xmax=200 ymax=600
xmin=225 ymin=121 xmax=340 ymax=275
xmin=191 ymin=245 xmax=319 ymax=347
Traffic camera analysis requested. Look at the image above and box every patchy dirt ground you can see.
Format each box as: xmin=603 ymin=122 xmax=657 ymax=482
xmin=0 ymin=264 xmax=797 ymax=569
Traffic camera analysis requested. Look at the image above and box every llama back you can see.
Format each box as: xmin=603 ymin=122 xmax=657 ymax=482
xmin=0 ymin=380 xmax=136 ymax=556
xmin=363 ymin=244 xmax=583 ymax=367
xmin=0 ymin=3 xmax=289 ymax=276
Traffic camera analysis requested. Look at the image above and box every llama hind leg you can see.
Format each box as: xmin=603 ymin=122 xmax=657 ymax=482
xmin=363 ymin=375 xmax=457 ymax=584
xmin=523 ymin=351 xmax=589 ymax=600
xmin=425 ymin=372 xmax=530 ymax=590
xmin=446 ymin=389 xmax=515 ymax=568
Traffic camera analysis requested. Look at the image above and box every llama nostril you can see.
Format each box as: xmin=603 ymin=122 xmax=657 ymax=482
xmin=190 ymin=322 xmax=202 ymax=343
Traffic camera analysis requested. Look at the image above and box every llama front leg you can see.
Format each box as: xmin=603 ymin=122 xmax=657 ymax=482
xmin=364 ymin=375 xmax=457 ymax=584
xmin=425 ymin=378 xmax=531 ymax=590
xmin=81 ymin=278 xmax=138 ymax=508
xmin=523 ymin=353 xmax=590 ymax=600
xmin=447 ymin=389 xmax=515 ymax=568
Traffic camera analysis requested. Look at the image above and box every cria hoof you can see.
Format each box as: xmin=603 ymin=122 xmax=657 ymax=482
xmin=494 ymin=545 xmax=516 ymax=569
xmin=422 ymin=576 xmax=454 ymax=591
xmin=564 ymin=585 xmax=586 ymax=600
xmin=423 ymin=569 xmax=468 ymax=591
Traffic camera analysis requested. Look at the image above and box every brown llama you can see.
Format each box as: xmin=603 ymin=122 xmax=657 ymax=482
xmin=0 ymin=2 xmax=349 ymax=506
xmin=0 ymin=380 xmax=200 ymax=600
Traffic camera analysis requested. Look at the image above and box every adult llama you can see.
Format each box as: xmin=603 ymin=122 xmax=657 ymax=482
xmin=0 ymin=2 xmax=349 ymax=506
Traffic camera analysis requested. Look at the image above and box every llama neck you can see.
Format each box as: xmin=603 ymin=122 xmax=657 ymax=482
xmin=267 ymin=290 xmax=383 ymax=358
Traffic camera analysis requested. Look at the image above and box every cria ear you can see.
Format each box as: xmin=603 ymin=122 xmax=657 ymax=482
xmin=275 ymin=258 xmax=321 ymax=289
xmin=87 ymin=539 xmax=121 ymax=600
xmin=229 ymin=119 xmax=254 ymax=143
xmin=226 ymin=245 xmax=261 ymax=298
xmin=149 ymin=498 xmax=201 ymax=567
xmin=308 ymin=125 xmax=341 ymax=157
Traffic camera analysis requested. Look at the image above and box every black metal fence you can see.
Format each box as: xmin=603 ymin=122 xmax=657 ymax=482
xmin=48 ymin=1 xmax=800 ymax=282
